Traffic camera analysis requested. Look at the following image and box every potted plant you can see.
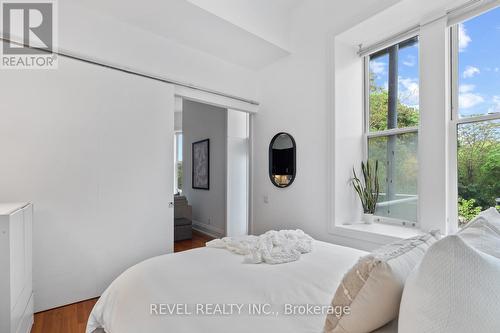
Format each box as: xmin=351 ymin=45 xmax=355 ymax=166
xmin=352 ymin=160 xmax=380 ymax=224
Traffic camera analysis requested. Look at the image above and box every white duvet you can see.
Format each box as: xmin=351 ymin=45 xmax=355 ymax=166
xmin=87 ymin=240 xmax=367 ymax=333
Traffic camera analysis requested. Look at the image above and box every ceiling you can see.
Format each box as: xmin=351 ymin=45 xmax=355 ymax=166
xmin=259 ymin=0 xmax=304 ymax=11
xmin=72 ymin=0 xmax=303 ymax=69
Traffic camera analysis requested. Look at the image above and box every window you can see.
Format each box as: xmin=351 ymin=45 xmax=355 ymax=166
xmin=174 ymin=132 xmax=183 ymax=194
xmin=452 ymin=7 xmax=500 ymax=227
xmin=365 ymin=36 xmax=419 ymax=225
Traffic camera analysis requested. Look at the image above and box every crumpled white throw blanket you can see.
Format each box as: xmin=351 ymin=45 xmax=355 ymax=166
xmin=206 ymin=229 xmax=313 ymax=264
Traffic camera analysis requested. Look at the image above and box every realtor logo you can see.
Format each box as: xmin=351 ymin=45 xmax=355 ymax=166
xmin=1 ymin=0 xmax=57 ymax=69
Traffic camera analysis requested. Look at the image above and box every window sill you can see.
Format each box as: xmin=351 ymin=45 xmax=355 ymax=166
xmin=331 ymin=222 xmax=422 ymax=246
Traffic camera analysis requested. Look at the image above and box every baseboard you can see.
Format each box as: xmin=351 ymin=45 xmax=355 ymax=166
xmin=192 ymin=220 xmax=224 ymax=238
xmin=192 ymin=227 xmax=218 ymax=239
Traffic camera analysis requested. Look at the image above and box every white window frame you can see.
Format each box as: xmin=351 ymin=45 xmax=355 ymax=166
xmin=449 ymin=16 xmax=500 ymax=231
xmin=363 ymin=36 xmax=420 ymax=228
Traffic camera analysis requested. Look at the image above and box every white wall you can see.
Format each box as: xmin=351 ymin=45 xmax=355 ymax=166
xmin=251 ymin=0 xmax=401 ymax=250
xmin=332 ymin=39 xmax=365 ymax=227
xmin=57 ymin=1 xmax=258 ymax=101
xmin=0 ymin=51 xmax=175 ymax=311
xmin=182 ymin=100 xmax=227 ymax=237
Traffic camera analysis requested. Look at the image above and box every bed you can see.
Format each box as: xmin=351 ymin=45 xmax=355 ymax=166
xmin=86 ymin=240 xmax=397 ymax=333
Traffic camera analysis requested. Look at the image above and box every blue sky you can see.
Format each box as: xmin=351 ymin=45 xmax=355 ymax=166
xmin=458 ymin=6 xmax=500 ymax=117
xmin=369 ymin=6 xmax=500 ymax=117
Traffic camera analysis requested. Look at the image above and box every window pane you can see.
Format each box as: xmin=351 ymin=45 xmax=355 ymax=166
xmin=458 ymin=7 xmax=500 ymax=118
xmin=457 ymin=119 xmax=500 ymax=226
xmin=397 ymin=40 xmax=419 ymax=126
xmin=369 ymin=37 xmax=419 ymax=132
xmin=177 ymin=133 xmax=183 ymax=162
xmin=369 ymin=53 xmax=389 ymax=131
xmin=368 ymin=132 xmax=418 ymax=222
xmin=175 ymin=133 xmax=183 ymax=192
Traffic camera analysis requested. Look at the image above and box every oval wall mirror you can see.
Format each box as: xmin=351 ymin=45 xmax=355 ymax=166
xmin=269 ymin=132 xmax=296 ymax=188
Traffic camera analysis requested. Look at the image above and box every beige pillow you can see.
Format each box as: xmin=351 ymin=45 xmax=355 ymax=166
xmin=324 ymin=231 xmax=440 ymax=333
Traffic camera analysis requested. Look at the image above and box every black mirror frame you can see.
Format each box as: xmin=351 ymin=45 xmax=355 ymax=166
xmin=268 ymin=132 xmax=296 ymax=188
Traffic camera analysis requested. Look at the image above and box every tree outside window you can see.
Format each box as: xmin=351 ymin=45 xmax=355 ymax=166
xmin=455 ymin=7 xmax=500 ymax=226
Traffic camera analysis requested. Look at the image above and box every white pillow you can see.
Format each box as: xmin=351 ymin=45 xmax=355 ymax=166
xmin=475 ymin=207 xmax=500 ymax=226
xmin=399 ymin=235 xmax=500 ymax=333
xmin=459 ymin=207 xmax=500 ymax=258
xmin=462 ymin=207 xmax=500 ymax=232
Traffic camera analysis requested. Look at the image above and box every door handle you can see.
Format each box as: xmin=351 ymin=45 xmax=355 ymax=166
xmin=168 ymin=202 xmax=174 ymax=208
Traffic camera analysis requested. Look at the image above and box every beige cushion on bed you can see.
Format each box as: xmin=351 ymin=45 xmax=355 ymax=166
xmin=324 ymin=231 xmax=440 ymax=333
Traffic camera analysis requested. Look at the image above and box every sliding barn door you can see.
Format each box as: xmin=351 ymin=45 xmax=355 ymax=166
xmin=0 ymin=47 xmax=175 ymax=311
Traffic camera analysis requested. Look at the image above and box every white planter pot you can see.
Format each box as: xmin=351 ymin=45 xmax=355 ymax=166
xmin=363 ymin=213 xmax=374 ymax=224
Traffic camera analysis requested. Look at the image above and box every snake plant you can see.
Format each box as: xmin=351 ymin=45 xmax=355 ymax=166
xmin=352 ymin=160 xmax=380 ymax=214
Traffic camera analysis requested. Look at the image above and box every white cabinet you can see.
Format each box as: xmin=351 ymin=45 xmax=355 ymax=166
xmin=0 ymin=203 xmax=33 ymax=333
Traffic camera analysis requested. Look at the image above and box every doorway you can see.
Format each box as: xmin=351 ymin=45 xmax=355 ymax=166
xmin=173 ymin=98 xmax=250 ymax=241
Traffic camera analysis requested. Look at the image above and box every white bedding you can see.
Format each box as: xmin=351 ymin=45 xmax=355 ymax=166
xmin=87 ymin=241 xmax=368 ymax=333
xmin=206 ymin=229 xmax=313 ymax=264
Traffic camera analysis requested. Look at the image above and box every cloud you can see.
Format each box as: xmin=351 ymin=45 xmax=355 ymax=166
xmin=463 ymin=66 xmax=480 ymax=78
xmin=370 ymin=60 xmax=385 ymax=75
xmin=458 ymin=24 xmax=471 ymax=52
xmin=459 ymin=93 xmax=484 ymax=109
xmin=488 ymin=96 xmax=500 ymax=114
xmin=398 ymin=77 xmax=419 ymax=107
xmin=403 ymin=55 xmax=416 ymax=67
xmin=459 ymin=91 xmax=484 ymax=109
xmin=459 ymin=84 xmax=475 ymax=93
xmin=459 ymin=84 xmax=484 ymax=109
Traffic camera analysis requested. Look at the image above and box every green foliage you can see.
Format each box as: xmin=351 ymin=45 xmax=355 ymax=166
xmin=352 ymin=160 xmax=380 ymax=214
xmin=176 ymin=161 xmax=183 ymax=191
xmin=457 ymin=121 xmax=500 ymax=210
xmin=369 ymin=85 xmax=419 ymax=131
xmin=368 ymin=80 xmax=419 ymax=198
xmin=368 ymin=133 xmax=418 ymax=196
xmin=458 ymin=197 xmax=482 ymax=226
xmin=369 ymin=71 xmax=499 ymax=225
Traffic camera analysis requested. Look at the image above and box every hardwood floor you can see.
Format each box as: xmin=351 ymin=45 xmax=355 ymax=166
xmin=174 ymin=229 xmax=214 ymax=252
xmin=31 ymin=298 xmax=98 ymax=333
xmin=31 ymin=229 xmax=214 ymax=333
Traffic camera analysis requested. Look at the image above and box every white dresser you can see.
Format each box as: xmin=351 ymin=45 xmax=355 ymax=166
xmin=0 ymin=203 xmax=33 ymax=333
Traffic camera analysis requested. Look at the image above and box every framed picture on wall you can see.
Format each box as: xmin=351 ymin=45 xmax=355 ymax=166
xmin=192 ymin=138 xmax=210 ymax=190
